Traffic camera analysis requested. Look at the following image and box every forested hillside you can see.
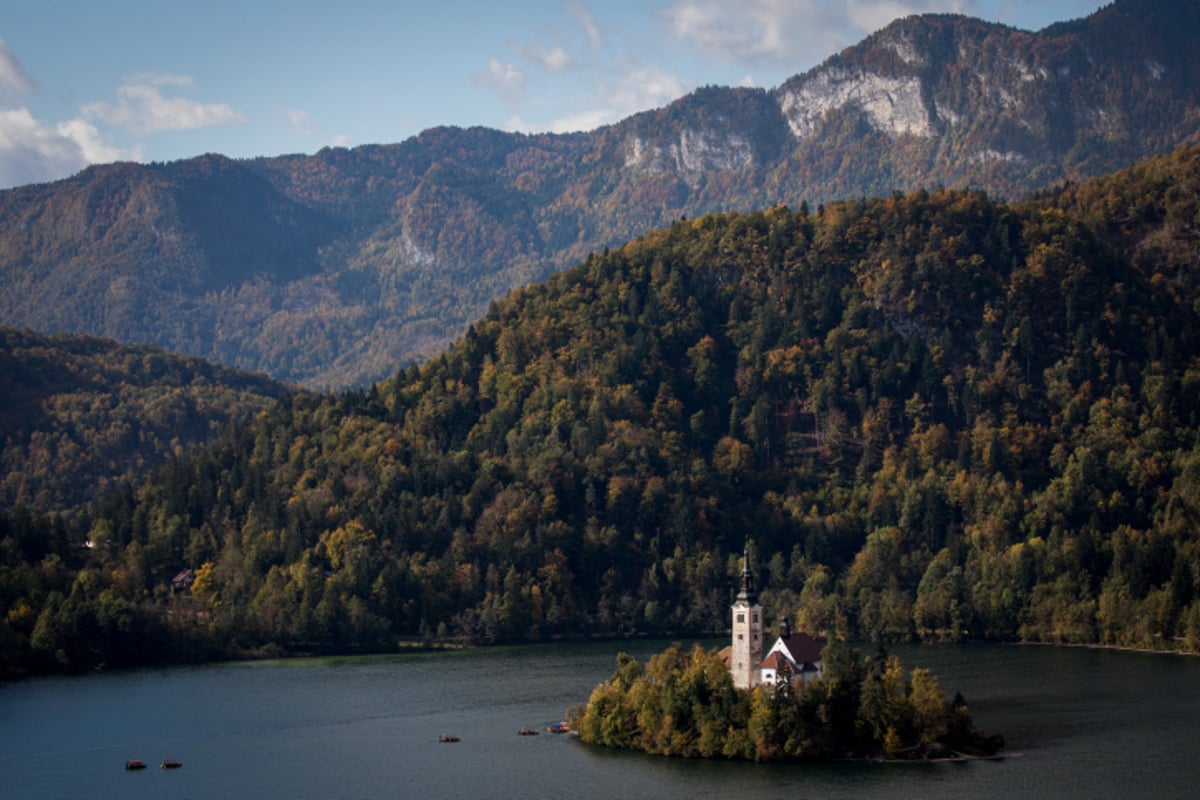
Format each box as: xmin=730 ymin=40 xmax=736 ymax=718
xmin=0 ymin=0 xmax=1196 ymax=389
xmin=0 ymin=328 xmax=291 ymax=512
xmin=3 ymin=142 xmax=1199 ymax=678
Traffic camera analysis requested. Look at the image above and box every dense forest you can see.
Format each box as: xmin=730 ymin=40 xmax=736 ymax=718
xmin=573 ymin=643 xmax=1002 ymax=761
xmin=0 ymin=328 xmax=291 ymax=512
xmin=0 ymin=0 xmax=1196 ymax=389
xmin=3 ymin=141 xmax=1200 ymax=679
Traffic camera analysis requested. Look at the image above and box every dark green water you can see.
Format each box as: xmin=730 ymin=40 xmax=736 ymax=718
xmin=2 ymin=641 xmax=1197 ymax=799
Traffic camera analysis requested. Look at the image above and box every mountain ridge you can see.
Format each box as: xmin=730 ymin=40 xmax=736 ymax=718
xmin=1 ymin=0 xmax=1197 ymax=389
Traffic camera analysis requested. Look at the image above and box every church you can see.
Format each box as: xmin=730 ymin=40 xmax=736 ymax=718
xmin=719 ymin=547 xmax=824 ymax=690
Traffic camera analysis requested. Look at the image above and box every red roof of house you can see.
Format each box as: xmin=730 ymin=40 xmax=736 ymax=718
xmin=777 ymin=632 xmax=823 ymax=664
xmin=761 ymin=651 xmax=790 ymax=670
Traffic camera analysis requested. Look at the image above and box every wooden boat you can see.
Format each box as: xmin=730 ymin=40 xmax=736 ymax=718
xmin=124 ymin=760 xmax=147 ymax=771
xmin=517 ymin=727 xmax=539 ymax=736
xmin=161 ymin=759 xmax=183 ymax=769
xmin=438 ymin=734 xmax=461 ymax=743
xmin=547 ymin=722 xmax=570 ymax=734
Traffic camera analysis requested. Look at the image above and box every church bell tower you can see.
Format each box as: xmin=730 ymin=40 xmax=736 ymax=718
xmin=730 ymin=543 xmax=763 ymax=690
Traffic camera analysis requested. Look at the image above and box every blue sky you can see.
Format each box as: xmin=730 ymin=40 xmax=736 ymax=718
xmin=0 ymin=0 xmax=1107 ymax=190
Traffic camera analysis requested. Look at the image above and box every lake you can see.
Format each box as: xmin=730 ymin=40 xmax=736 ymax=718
xmin=2 ymin=640 xmax=1197 ymax=799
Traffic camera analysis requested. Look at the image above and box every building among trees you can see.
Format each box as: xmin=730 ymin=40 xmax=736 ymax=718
xmin=721 ymin=546 xmax=823 ymax=689
xmin=761 ymin=618 xmax=824 ymax=686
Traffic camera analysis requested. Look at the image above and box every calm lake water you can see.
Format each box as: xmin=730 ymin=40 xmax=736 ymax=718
xmin=2 ymin=640 xmax=1198 ymax=799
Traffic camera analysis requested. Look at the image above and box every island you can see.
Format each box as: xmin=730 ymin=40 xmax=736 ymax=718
xmin=569 ymin=641 xmax=1003 ymax=762
xmin=568 ymin=552 xmax=1002 ymax=763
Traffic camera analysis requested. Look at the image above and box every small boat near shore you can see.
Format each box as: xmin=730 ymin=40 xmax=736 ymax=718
xmin=547 ymin=722 xmax=570 ymax=734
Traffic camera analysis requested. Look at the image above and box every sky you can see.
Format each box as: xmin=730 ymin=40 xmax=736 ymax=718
xmin=0 ymin=0 xmax=1109 ymax=190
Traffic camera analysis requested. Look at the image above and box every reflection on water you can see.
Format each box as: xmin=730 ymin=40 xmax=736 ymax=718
xmin=2 ymin=641 xmax=1197 ymax=800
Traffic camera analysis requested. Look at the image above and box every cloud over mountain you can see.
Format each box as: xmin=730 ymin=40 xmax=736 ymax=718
xmin=0 ymin=38 xmax=35 ymax=95
xmin=81 ymin=74 xmax=244 ymax=134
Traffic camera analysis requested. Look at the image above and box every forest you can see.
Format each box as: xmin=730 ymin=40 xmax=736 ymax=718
xmin=0 ymin=328 xmax=290 ymax=513
xmin=2 ymin=140 xmax=1200 ymax=679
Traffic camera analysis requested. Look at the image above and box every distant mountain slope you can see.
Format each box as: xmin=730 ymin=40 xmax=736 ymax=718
xmin=5 ymin=141 xmax=1200 ymax=676
xmin=0 ymin=328 xmax=292 ymax=512
xmin=0 ymin=0 xmax=1197 ymax=389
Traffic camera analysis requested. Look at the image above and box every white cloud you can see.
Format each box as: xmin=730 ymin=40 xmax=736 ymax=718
xmin=662 ymin=0 xmax=841 ymax=64
xmin=0 ymin=38 xmax=35 ymax=94
xmin=0 ymin=107 xmax=133 ymax=189
xmin=473 ymin=58 xmax=527 ymax=107
xmin=509 ymin=61 xmax=687 ymax=135
xmin=482 ymin=1 xmax=637 ymax=128
xmin=849 ymin=0 xmax=973 ymax=32
xmin=603 ymin=63 xmax=688 ymax=118
xmin=507 ymin=109 xmax=611 ymax=135
xmin=82 ymin=78 xmax=243 ymax=134
xmin=513 ymin=44 xmax=571 ymax=73
xmin=54 ymin=117 xmax=129 ymax=164
xmin=0 ymin=66 xmax=238 ymax=188
xmin=126 ymin=71 xmax=194 ymax=88
xmin=661 ymin=0 xmax=978 ymax=67
xmin=285 ymin=107 xmax=316 ymax=137
xmin=283 ymin=108 xmax=349 ymax=151
xmin=565 ymin=0 xmax=605 ymax=50
xmin=0 ymin=39 xmax=142 ymax=188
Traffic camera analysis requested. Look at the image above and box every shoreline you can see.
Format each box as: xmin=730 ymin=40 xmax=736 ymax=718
xmin=7 ymin=635 xmax=1195 ymax=686
xmin=1009 ymin=640 xmax=1199 ymax=658
xmin=860 ymin=751 xmax=1022 ymax=765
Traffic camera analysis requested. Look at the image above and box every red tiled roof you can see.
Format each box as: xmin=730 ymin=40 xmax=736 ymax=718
xmin=777 ymin=632 xmax=823 ymax=664
xmin=761 ymin=651 xmax=783 ymax=668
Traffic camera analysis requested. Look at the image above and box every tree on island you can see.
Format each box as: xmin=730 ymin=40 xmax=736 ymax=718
xmin=570 ymin=642 xmax=1002 ymax=762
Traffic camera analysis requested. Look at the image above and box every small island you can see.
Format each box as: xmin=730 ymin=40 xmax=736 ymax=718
xmin=569 ymin=550 xmax=1002 ymax=763
xmin=570 ymin=641 xmax=1002 ymax=762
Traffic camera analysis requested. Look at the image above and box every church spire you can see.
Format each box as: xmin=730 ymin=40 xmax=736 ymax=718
xmin=729 ymin=538 xmax=763 ymax=690
xmin=737 ymin=540 xmax=756 ymax=604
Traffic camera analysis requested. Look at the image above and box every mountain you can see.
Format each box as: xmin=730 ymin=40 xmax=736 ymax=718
xmin=0 ymin=0 xmax=1198 ymax=391
xmin=4 ymin=140 xmax=1200 ymax=676
xmin=0 ymin=327 xmax=292 ymax=513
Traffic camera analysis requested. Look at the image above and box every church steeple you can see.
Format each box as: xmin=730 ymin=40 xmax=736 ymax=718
xmin=730 ymin=540 xmax=763 ymax=690
xmin=736 ymin=541 xmax=757 ymax=604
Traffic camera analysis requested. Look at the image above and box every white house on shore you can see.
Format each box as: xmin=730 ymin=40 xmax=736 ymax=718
xmin=719 ymin=547 xmax=824 ymax=690
xmin=760 ymin=618 xmax=824 ymax=687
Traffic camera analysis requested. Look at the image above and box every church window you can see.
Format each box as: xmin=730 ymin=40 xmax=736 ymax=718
xmin=737 ymin=613 xmax=745 ymax=623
